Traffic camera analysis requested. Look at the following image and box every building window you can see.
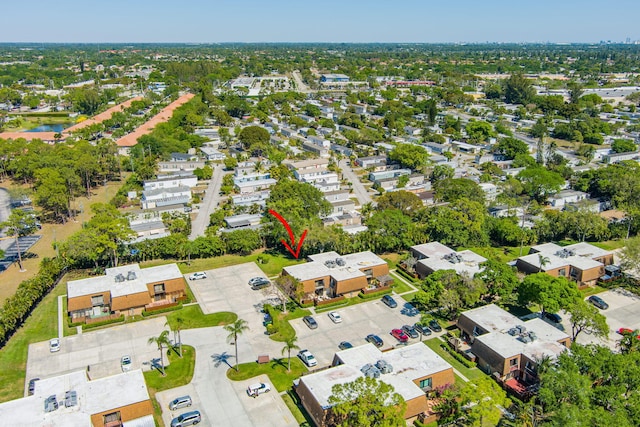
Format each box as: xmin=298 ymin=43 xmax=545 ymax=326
xmin=419 ymin=378 xmax=432 ymax=390
xmin=363 ymin=268 xmax=373 ymax=278
xmin=472 ymin=326 xmax=485 ymax=337
xmin=103 ymin=411 xmax=121 ymax=425
xmin=510 ymin=358 xmax=518 ymax=367
xmin=154 ymin=283 xmax=165 ymax=294
xmin=558 ymin=268 xmax=566 ymax=277
xmin=314 ymin=279 xmax=325 ymax=296
xmin=91 ymin=295 xmax=104 ymax=306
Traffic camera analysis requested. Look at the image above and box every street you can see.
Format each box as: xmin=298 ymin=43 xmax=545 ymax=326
xmin=189 ymin=165 xmax=229 ymax=240
xmin=339 ymin=159 xmax=373 ymax=207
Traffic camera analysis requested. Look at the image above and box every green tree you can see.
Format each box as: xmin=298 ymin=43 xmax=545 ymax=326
xmin=517 ymin=273 xmax=580 ymax=315
xmin=1 ymin=209 xmax=37 ymax=272
xmin=495 ymin=137 xmax=529 ymax=160
xmin=566 ymin=300 xmax=608 ymax=341
xmin=389 ymin=144 xmax=429 ymax=171
xmin=223 ymin=156 xmax=238 ymax=170
xmin=281 ymin=336 xmax=300 ymax=372
xmin=459 ymin=376 xmax=512 ymax=427
xmin=87 ymin=203 xmax=135 ymax=267
xmin=376 ymin=191 xmax=423 ymax=216
xmin=466 ymin=120 xmax=495 ymax=143
xmin=430 ymin=164 xmax=455 ymax=183
xmin=147 ymin=330 xmax=172 ymax=376
xmin=224 ymin=318 xmax=249 ymax=372
xmin=476 ymin=260 xmax=520 ymax=302
xmin=504 ymin=73 xmax=535 ymax=105
xmin=517 ymin=166 xmax=564 ymax=202
xmin=238 ymin=125 xmax=270 ymax=150
xmin=434 ymin=178 xmax=485 ymax=205
xmin=327 ymin=376 xmax=406 ymax=427
xmin=611 ymin=138 xmax=637 ymax=154
xmin=620 ymin=235 xmax=640 ymax=272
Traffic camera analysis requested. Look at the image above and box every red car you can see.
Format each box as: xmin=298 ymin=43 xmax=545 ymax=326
xmin=391 ymin=329 xmax=409 ymax=343
xmin=617 ymin=328 xmax=640 ymax=339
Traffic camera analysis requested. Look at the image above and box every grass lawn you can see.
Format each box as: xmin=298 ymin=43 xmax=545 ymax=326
xmin=284 ymin=389 xmax=315 ymax=426
xmin=144 ymin=345 xmax=196 ymax=427
xmin=165 ymin=305 xmax=237 ymax=330
xmin=580 ymin=285 xmax=607 ymax=297
xmin=380 ymin=252 xmax=405 ymax=269
xmin=0 ymin=279 xmax=65 ymax=402
xmin=226 ymin=357 xmax=307 ymax=392
xmin=141 ymin=251 xmax=304 ymax=277
xmin=423 ymin=338 xmax=485 ymax=381
xmin=268 ymin=307 xmax=311 ymax=342
xmin=468 ymin=246 xmax=529 ymax=263
xmin=592 ymin=240 xmax=625 ymax=251
xmin=389 ymin=271 xmax=416 ymax=294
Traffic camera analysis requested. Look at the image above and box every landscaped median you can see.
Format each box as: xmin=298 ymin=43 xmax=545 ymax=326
xmin=144 ymin=345 xmax=196 ymax=426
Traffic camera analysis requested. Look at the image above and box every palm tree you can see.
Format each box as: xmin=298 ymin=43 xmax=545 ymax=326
xmin=148 ymin=330 xmax=171 ymax=376
xmin=165 ymin=317 xmax=184 ymax=357
xmin=281 ymin=337 xmax=300 ymax=372
xmin=537 ymin=254 xmax=550 ymax=273
xmin=224 ymin=319 xmax=249 ymax=372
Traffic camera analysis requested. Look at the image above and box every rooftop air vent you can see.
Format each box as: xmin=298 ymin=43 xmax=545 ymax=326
xmin=114 ymin=274 xmax=126 ymax=283
xmin=324 ymin=260 xmax=336 ymax=269
xmin=44 ymin=395 xmax=58 ymax=413
xmin=126 ymin=271 xmax=137 ymax=281
xmin=375 ymin=360 xmax=393 ymax=374
xmin=64 ymin=390 xmax=77 ymax=408
xmin=336 ymin=258 xmax=346 ymax=267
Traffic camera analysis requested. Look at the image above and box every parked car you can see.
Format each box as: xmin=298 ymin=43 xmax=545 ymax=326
xmin=28 ymin=378 xmax=40 ymax=396
xmin=414 ymin=323 xmax=432 ymax=336
xmin=247 ymin=382 xmax=271 ymax=397
xmin=391 ymin=329 xmax=409 ymax=343
xmin=120 ymin=355 xmax=132 ymax=372
xmin=189 ymin=272 xmax=207 ymax=281
xmin=381 ymin=295 xmax=398 ymax=308
xmin=588 ymin=295 xmax=609 ymax=310
xmin=262 ymin=312 xmax=273 ymax=327
xmin=170 ymin=410 xmax=201 ymax=427
xmin=298 ymin=349 xmax=318 ymax=367
xmin=303 ymin=316 xmax=318 ymax=329
xmin=249 ymin=277 xmax=269 ymax=286
xmin=542 ymin=312 xmax=562 ymax=323
xmin=338 ymin=341 xmax=353 ymax=350
xmin=328 ymin=311 xmax=342 ymax=323
xmin=49 ymin=338 xmax=60 ymax=353
xmin=428 ymin=319 xmax=442 ymax=332
xmin=251 ymin=277 xmax=271 ymax=289
xmin=169 ymin=396 xmax=192 ymax=411
xmin=366 ymin=334 xmax=384 ymax=347
xmin=402 ymin=324 xmax=419 ymax=339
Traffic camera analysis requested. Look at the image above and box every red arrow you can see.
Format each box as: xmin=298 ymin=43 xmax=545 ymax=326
xmin=268 ymin=209 xmax=307 ymax=259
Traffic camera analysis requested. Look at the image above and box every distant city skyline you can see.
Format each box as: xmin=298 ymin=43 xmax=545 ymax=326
xmin=2 ymin=0 xmax=639 ymax=44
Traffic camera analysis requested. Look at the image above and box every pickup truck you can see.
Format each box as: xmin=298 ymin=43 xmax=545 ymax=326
xmin=297 ymin=349 xmax=317 ymax=367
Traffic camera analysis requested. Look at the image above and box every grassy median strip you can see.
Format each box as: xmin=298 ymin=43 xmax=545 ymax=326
xmin=165 ymin=305 xmax=236 ymax=329
xmin=423 ymin=338 xmax=485 ymax=381
xmin=227 ymin=357 xmax=307 ymax=392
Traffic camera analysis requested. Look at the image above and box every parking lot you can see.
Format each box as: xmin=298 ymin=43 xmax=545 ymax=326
xmin=292 ymin=295 xmax=439 ymax=366
xmin=25 ymin=317 xmax=167 ymax=394
xmin=570 ymin=288 xmax=640 ymax=350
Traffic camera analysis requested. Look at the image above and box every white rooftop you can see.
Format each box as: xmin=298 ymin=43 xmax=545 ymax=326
xmin=413 ymin=242 xmax=487 ymax=276
xmin=285 ymin=251 xmax=386 ymax=282
xmin=0 ymin=370 xmax=150 ymax=427
xmin=301 ymin=343 xmax=452 ymax=409
xmin=67 ymin=263 xmax=183 ymax=299
xmin=521 ymin=242 xmax=611 ymax=271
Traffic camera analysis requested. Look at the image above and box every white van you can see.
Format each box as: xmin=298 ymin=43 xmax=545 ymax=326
xmin=169 ymin=395 xmax=192 ymax=411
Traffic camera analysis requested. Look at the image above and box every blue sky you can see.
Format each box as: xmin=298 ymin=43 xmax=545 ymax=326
xmin=2 ymin=0 xmax=639 ymax=43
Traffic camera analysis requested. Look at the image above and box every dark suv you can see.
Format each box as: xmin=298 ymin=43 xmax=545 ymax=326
xmin=366 ymin=334 xmax=384 ymax=347
xmin=381 ymin=295 xmax=398 ymax=308
xmin=402 ymin=324 xmax=419 ymax=339
xmin=588 ymin=295 xmax=609 ymax=310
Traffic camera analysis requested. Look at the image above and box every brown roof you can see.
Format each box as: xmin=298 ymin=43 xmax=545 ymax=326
xmin=600 ymin=209 xmax=626 ymax=221
xmin=65 ymin=96 xmax=144 ymax=132
xmin=0 ymin=131 xmax=59 ymax=141
xmin=116 ymin=93 xmax=194 ymax=147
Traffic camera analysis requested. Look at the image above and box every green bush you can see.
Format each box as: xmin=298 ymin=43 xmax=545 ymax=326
xmin=442 ymin=343 xmax=476 ymax=368
xmin=83 ymin=315 xmax=125 ymax=330
xmin=141 ymin=303 xmax=182 ymax=317
xmin=358 ymin=288 xmax=393 ymax=300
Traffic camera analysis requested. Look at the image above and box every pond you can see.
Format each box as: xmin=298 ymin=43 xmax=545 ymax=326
xmin=26 ymin=123 xmax=71 ymax=133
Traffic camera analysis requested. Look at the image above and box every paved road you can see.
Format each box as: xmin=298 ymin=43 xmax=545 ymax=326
xmin=290 ymin=70 xmax=313 ymax=94
xmin=189 ymin=165 xmax=227 ymax=240
xmin=339 ymin=159 xmax=373 ymax=207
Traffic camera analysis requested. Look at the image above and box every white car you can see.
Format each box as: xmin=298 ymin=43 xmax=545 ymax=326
xmin=49 ymin=338 xmax=60 ymax=353
xmin=189 ymin=272 xmax=207 ymax=281
xmin=247 ymin=382 xmax=271 ymax=397
xmin=121 ymin=355 xmax=132 ymax=372
xmin=297 ymin=349 xmax=318 ymax=367
xmin=328 ymin=311 xmax=342 ymax=323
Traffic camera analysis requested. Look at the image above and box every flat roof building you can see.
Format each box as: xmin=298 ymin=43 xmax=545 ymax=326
xmin=410 ymin=242 xmax=487 ymax=278
xmin=0 ymin=370 xmax=153 ymax=427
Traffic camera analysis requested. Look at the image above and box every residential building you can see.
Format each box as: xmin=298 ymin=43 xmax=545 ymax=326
xmin=67 ymin=263 xmax=185 ymax=322
xmin=320 ymin=74 xmax=350 ymax=83
xmin=515 ymin=242 xmax=614 ymax=287
xmin=0 ymin=369 xmax=153 ymax=427
xmin=141 ymin=186 xmax=191 ymax=209
xmin=369 ymin=168 xmax=411 ymax=182
xmin=200 ymin=146 xmax=226 ymax=161
xmin=235 ymin=178 xmax=277 ymax=194
xmin=143 ymin=175 xmax=198 ymax=191
xmin=302 ymin=141 xmax=330 ymax=158
xmin=223 ymin=213 xmax=263 ymax=230
xmin=296 ymin=343 xmax=455 ymax=426
xmin=282 ymin=251 xmax=392 ymax=300
xmin=457 ymin=304 xmax=570 ymax=397
xmin=549 ymin=189 xmax=589 ymax=209
xmin=478 ymin=182 xmax=498 ymax=201
xmin=231 ymin=190 xmax=271 ymax=207
xmin=603 ymin=151 xmax=639 ymax=163
xmin=169 ymin=152 xmax=199 ymax=162
xmin=410 ymin=242 xmax=487 ymax=278
xmin=129 ymin=219 xmax=169 ymax=243
xmin=355 ymin=155 xmax=387 ymax=169
xmin=158 ymin=160 xmax=206 ymax=173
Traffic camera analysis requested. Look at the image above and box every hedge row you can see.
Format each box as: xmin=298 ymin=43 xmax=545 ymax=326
xmin=442 ymin=343 xmax=476 ymax=368
xmin=142 ymin=303 xmax=182 ymax=317
xmin=83 ymin=315 xmax=125 ymax=330
xmin=358 ymin=287 xmax=393 ymax=300
xmin=0 ymin=257 xmax=68 ymax=347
